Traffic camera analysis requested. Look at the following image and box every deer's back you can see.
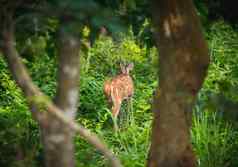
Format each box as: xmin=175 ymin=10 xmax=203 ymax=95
xmin=104 ymin=74 xmax=134 ymax=101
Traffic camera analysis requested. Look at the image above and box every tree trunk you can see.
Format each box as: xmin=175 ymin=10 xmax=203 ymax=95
xmin=1 ymin=11 xmax=122 ymax=167
xmin=147 ymin=0 xmax=210 ymax=167
xmin=41 ymin=30 xmax=80 ymax=167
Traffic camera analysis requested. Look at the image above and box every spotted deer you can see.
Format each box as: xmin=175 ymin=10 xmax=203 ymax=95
xmin=104 ymin=63 xmax=134 ymax=119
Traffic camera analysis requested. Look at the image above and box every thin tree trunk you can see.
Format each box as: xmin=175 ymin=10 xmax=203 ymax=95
xmin=41 ymin=30 xmax=80 ymax=167
xmin=148 ymin=0 xmax=210 ymax=167
xmin=1 ymin=13 xmax=122 ymax=167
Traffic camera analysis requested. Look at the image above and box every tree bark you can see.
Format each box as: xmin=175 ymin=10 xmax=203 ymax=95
xmin=41 ymin=30 xmax=80 ymax=167
xmin=148 ymin=0 xmax=210 ymax=167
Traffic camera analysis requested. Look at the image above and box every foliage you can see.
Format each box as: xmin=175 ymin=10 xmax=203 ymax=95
xmin=204 ymin=21 xmax=238 ymax=94
xmin=192 ymin=106 xmax=238 ymax=167
xmin=193 ymin=20 xmax=238 ymax=166
xmin=0 ymin=57 xmax=41 ymax=167
xmin=194 ymin=0 xmax=238 ymax=25
xmin=1 ymin=12 xmax=238 ymax=167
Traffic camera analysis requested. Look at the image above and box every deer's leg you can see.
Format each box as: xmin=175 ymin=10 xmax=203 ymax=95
xmin=112 ymin=100 xmax=122 ymax=118
xmin=111 ymin=101 xmax=121 ymax=131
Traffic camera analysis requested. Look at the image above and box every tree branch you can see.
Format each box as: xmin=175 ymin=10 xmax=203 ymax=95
xmin=1 ymin=15 xmax=122 ymax=167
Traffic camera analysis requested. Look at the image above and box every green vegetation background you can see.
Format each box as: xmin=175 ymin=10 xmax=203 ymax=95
xmin=1 ymin=3 xmax=238 ymax=167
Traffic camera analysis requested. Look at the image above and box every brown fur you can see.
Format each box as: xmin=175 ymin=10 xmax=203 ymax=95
xmin=104 ymin=63 xmax=134 ymax=117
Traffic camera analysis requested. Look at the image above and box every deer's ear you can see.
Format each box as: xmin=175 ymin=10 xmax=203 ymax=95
xmin=127 ymin=63 xmax=134 ymax=70
xmin=120 ymin=63 xmax=126 ymax=74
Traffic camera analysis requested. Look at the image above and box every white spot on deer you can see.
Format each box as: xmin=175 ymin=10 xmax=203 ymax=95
xmin=115 ymin=88 xmax=119 ymax=97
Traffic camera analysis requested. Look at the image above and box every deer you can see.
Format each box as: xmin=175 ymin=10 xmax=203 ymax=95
xmin=104 ymin=63 xmax=134 ymax=121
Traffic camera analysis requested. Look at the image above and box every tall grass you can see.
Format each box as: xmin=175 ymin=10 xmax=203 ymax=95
xmin=192 ymin=105 xmax=238 ymax=167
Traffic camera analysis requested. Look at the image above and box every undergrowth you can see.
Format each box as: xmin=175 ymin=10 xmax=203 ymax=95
xmin=0 ymin=20 xmax=238 ymax=167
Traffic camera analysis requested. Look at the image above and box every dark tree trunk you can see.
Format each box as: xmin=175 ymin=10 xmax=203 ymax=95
xmin=148 ymin=0 xmax=210 ymax=167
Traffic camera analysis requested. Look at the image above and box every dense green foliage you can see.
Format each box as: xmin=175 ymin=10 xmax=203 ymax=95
xmin=1 ymin=11 xmax=238 ymax=167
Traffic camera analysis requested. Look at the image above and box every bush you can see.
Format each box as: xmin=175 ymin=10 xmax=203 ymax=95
xmin=192 ymin=105 xmax=238 ymax=167
xmin=1 ymin=19 xmax=238 ymax=167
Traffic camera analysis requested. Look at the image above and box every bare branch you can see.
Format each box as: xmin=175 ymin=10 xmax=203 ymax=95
xmin=1 ymin=15 xmax=122 ymax=167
